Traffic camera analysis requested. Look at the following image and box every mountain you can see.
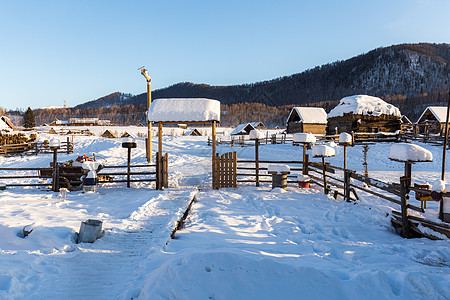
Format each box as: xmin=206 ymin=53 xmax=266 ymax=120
xmin=135 ymin=43 xmax=449 ymax=107
xmin=33 ymin=43 xmax=449 ymax=126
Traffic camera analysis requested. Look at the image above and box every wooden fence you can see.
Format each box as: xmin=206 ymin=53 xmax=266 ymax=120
xmin=213 ymin=152 xmax=237 ymax=189
xmin=215 ymin=148 xmax=450 ymax=239
xmin=0 ymin=137 xmax=74 ymax=156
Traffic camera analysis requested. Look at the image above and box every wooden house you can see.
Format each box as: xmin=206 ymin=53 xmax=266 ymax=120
xmin=185 ymin=128 xmax=202 ymax=136
xmin=326 ymin=95 xmax=401 ymax=134
xmin=286 ymin=107 xmax=327 ymax=134
xmin=101 ymin=129 xmax=117 ymax=138
xmin=230 ymin=123 xmax=256 ymax=135
xmin=249 ymin=122 xmax=265 ymax=129
xmin=121 ymin=131 xmax=137 ymax=138
xmin=416 ymin=106 xmax=448 ymax=134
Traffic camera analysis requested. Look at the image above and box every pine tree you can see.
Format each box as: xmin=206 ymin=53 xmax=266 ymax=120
xmin=23 ymin=107 xmax=36 ymax=128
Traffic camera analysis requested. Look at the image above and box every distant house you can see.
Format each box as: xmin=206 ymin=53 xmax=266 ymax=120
xmin=286 ymin=107 xmax=327 ymax=134
xmin=0 ymin=116 xmax=17 ymax=131
xmin=50 ymin=118 xmax=70 ymax=126
xmin=249 ymin=122 xmax=265 ymax=129
xmin=69 ymin=118 xmax=111 ymax=126
xmin=230 ymin=123 xmax=256 ymax=135
xmin=401 ymin=115 xmax=412 ymax=124
xmin=101 ymin=129 xmax=117 ymax=138
xmin=327 ymin=95 xmax=401 ymax=134
xmin=185 ymin=128 xmax=202 ymax=136
xmin=121 ymin=131 xmax=137 ymax=138
xmin=416 ymin=106 xmax=448 ymax=134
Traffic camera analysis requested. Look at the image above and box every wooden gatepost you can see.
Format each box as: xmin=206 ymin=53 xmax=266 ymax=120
xmin=147 ymin=98 xmax=221 ymax=190
xmin=214 ymin=152 xmax=237 ymax=189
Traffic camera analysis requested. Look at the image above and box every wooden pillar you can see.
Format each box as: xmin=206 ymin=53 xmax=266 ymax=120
xmin=158 ymin=122 xmax=163 ymax=156
xmin=66 ymin=137 xmax=70 ymax=154
xmin=344 ymin=170 xmax=351 ymax=202
xmin=255 ymin=139 xmax=260 ymax=187
xmin=126 ymin=147 xmax=132 ymax=188
xmin=400 ymin=176 xmax=410 ymax=238
xmin=163 ymin=153 xmax=168 ymax=188
xmin=302 ymin=144 xmax=307 ymax=168
xmin=303 ymin=154 xmax=309 ymax=175
xmin=52 ymin=149 xmax=59 ymax=192
xmin=343 ymin=145 xmax=347 ymax=170
xmin=322 ymin=157 xmax=327 ymax=194
xmin=233 ymin=151 xmax=237 ymax=188
xmin=212 ymin=121 xmax=217 ymax=189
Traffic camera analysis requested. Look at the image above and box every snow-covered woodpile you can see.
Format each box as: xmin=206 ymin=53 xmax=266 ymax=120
xmin=327 ymin=95 xmax=401 ymax=134
xmin=286 ymin=107 xmax=327 ymax=134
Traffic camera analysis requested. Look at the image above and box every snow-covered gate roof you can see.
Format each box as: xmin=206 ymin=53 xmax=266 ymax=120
xmin=147 ymin=98 xmax=220 ymax=123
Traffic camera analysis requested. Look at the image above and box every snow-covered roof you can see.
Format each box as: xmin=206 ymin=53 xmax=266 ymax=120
xmin=147 ymin=98 xmax=220 ymax=123
xmin=327 ymin=95 xmax=401 ymax=119
xmin=288 ymin=107 xmax=327 ymax=124
xmin=389 ymin=143 xmax=432 ymax=162
xmin=0 ymin=116 xmax=15 ymax=131
xmin=417 ymin=106 xmax=448 ymax=123
xmin=230 ymin=123 xmax=255 ymax=135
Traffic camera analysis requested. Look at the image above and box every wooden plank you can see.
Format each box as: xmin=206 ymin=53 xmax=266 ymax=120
xmin=233 ymin=152 xmax=237 ymax=188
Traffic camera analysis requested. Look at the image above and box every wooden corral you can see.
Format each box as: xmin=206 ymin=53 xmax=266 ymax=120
xmin=327 ymin=113 xmax=401 ymax=135
xmin=286 ymin=107 xmax=327 ymax=134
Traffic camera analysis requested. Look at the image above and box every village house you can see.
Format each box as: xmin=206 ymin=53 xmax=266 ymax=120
xmin=230 ymin=123 xmax=256 ymax=135
xmin=286 ymin=107 xmax=327 ymax=134
xmin=326 ymin=95 xmax=402 ymax=134
xmin=416 ymin=106 xmax=448 ymax=134
xmin=0 ymin=116 xmax=17 ymax=131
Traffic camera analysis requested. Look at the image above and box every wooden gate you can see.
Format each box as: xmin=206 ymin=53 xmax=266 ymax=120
xmin=214 ymin=151 xmax=237 ymax=189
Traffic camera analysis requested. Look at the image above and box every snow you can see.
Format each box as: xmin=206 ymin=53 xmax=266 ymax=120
xmin=327 ymin=95 xmax=401 ymax=118
xmin=0 ymin=127 xmax=449 ymax=299
xmin=293 ymin=132 xmax=316 ymax=143
xmin=432 ymin=180 xmax=445 ymax=192
xmin=389 ymin=143 xmax=433 ymax=162
xmin=312 ymin=144 xmax=336 ymax=157
xmin=339 ymin=132 xmax=352 ymax=144
xmin=297 ymin=174 xmax=310 ymax=182
xmin=267 ymin=164 xmax=290 ymax=173
xmin=49 ymin=138 xmax=61 ymax=148
xmin=288 ymin=107 xmax=327 ymax=124
xmin=249 ymin=129 xmax=263 ymax=140
xmin=0 ymin=117 xmax=12 ymax=131
xmin=147 ymin=98 xmax=220 ymax=122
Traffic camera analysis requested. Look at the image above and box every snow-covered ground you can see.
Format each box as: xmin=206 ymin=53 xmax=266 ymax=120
xmin=0 ymin=129 xmax=449 ymax=299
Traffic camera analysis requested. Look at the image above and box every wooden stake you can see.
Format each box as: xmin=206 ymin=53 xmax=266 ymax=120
xmin=322 ymin=156 xmax=327 ymax=194
xmin=255 ymin=139 xmax=260 ymax=187
xmin=126 ymin=147 xmax=131 ymax=188
xmin=400 ymin=176 xmax=410 ymax=238
xmin=212 ymin=121 xmax=217 ymax=189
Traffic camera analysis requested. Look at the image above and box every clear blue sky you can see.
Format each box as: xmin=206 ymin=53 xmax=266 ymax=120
xmin=1 ymin=0 xmax=449 ymax=110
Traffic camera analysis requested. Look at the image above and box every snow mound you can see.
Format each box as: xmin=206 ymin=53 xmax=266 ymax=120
xmin=328 ymin=95 xmax=401 ymax=118
xmin=293 ymin=133 xmax=316 ymax=143
xmin=148 ymin=98 xmax=220 ymax=122
xmin=339 ymin=132 xmax=352 ymax=144
xmin=268 ymin=164 xmax=290 ymax=173
xmin=432 ymin=180 xmax=445 ymax=192
xmin=249 ymin=130 xmax=263 ymax=140
xmin=389 ymin=143 xmax=433 ymax=162
xmin=312 ymin=145 xmax=335 ymax=157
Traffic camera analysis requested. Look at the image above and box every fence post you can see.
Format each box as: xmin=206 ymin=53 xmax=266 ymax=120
xmin=255 ymin=139 xmax=260 ymax=187
xmin=400 ymin=176 xmax=410 ymax=238
xmin=67 ymin=137 xmax=70 ymax=154
xmin=156 ymin=151 xmax=161 ymax=190
xmin=163 ymin=153 xmax=169 ymax=188
xmin=303 ymin=154 xmax=309 ymax=175
xmin=344 ymin=170 xmax=351 ymax=202
xmin=126 ymin=147 xmax=132 ymax=188
xmin=233 ymin=151 xmax=237 ymax=188
xmin=52 ymin=149 xmax=59 ymax=192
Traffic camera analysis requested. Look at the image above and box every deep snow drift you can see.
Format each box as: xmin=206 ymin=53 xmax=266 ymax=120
xmin=0 ymin=129 xmax=449 ymax=299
